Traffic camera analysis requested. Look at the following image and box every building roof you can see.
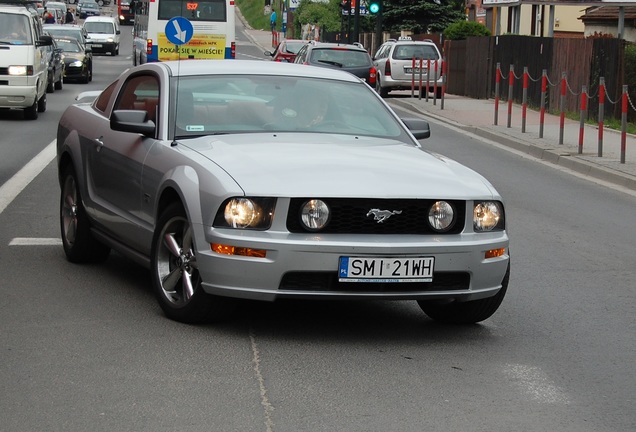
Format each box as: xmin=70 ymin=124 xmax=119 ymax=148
xmin=579 ymin=5 xmax=636 ymax=22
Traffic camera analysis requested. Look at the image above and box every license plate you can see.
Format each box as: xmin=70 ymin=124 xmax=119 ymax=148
xmin=404 ymin=68 xmax=427 ymax=74
xmin=339 ymin=256 xmax=434 ymax=282
xmin=91 ymin=44 xmax=102 ymax=47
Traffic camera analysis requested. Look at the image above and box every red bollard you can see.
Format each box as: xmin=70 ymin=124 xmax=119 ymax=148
xmin=494 ymin=63 xmax=500 ymax=125
xmin=507 ymin=64 xmax=514 ymax=128
xmin=418 ymin=57 xmax=423 ymax=100
xmin=621 ymin=85 xmax=627 ymax=164
xmin=559 ymin=72 xmax=566 ymax=145
xmin=440 ymin=58 xmax=446 ymax=110
xmin=539 ymin=69 xmax=547 ymax=138
xmin=426 ymin=58 xmax=431 ymax=103
xmin=598 ymin=77 xmax=605 ymax=157
xmin=522 ymin=67 xmax=528 ymax=133
xmin=433 ymin=60 xmax=439 ymax=106
xmin=411 ymin=56 xmax=415 ymax=98
xmin=578 ymin=85 xmax=587 ymax=154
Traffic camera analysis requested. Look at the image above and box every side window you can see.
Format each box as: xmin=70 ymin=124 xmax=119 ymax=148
xmin=114 ymin=74 xmax=160 ymax=122
xmin=94 ymin=81 xmax=118 ymax=113
xmin=295 ymin=46 xmax=306 ymax=63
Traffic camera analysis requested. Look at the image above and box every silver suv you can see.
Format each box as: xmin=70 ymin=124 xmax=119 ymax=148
xmin=373 ymin=38 xmax=442 ymax=97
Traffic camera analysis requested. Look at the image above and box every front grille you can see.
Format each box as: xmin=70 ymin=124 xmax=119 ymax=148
xmin=286 ymin=198 xmax=465 ymax=234
xmin=280 ymin=272 xmax=470 ymax=293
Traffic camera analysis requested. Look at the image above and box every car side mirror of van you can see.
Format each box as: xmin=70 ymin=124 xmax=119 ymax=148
xmin=85 ymin=46 xmax=92 ymax=53
xmin=116 ymin=30 xmax=121 ymax=34
xmin=37 ymin=34 xmax=53 ymax=47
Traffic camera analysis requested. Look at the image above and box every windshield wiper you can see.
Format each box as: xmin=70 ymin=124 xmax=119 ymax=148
xmin=317 ymin=60 xmax=343 ymax=68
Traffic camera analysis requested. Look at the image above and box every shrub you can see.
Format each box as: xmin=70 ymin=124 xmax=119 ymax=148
xmin=443 ymin=20 xmax=491 ymax=40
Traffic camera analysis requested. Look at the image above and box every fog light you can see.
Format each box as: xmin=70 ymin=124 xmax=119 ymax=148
xmin=211 ymin=243 xmax=266 ymax=258
xmin=485 ymin=248 xmax=506 ymax=259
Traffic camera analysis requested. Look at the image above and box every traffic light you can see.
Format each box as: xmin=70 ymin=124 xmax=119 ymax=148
xmin=368 ymin=0 xmax=380 ymax=14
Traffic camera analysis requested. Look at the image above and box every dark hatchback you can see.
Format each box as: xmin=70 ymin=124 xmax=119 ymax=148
xmin=294 ymin=41 xmax=376 ymax=86
xmin=54 ymin=37 xmax=92 ymax=83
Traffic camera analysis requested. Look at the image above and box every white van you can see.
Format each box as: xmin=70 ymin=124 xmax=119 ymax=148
xmin=0 ymin=1 xmax=53 ymax=120
xmin=84 ymin=16 xmax=120 ymax=56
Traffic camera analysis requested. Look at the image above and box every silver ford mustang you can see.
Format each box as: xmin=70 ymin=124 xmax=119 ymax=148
xmin=57 ymin=60 xmax=510 ymax=324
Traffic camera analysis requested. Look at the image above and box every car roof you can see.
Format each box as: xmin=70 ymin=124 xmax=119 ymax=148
xmin=161 ymin=59 xmax=363 ymax=82
xmin=308 ymin=42 xmax=368 ymax=51
xmin=84 ymin=15 xmax=116 ymax=21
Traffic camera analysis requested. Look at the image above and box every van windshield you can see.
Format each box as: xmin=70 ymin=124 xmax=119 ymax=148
xmin=0 ymin=14 xmax=32 ymax=45
xmin=84 ymin=22 xmax=114 ymax=34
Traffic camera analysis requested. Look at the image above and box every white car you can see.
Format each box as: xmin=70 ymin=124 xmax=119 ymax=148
xmin=83 ymin=15 xmax=120 ymax=55
xmin=373 ymin=38 xmax=444 ymax=98
xmin=57 ymin=60 xmax=510 ymax=324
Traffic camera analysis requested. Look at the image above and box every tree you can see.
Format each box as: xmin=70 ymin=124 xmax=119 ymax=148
xmin=293 ymin=0 xmax=343 ymax=35
xmin=381 ymin=0 xmax=466 ymax=34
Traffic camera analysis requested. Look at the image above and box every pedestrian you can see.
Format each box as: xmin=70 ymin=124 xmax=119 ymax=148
xmin=44 ymin=8 xmax=55 ymax=23
xmin=65 ymin=8 xmax=74 ymax=24
xmin=270 ymin=7 xmax=276 ymax=32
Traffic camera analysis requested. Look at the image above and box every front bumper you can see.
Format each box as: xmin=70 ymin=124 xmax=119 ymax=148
xmin=87 ymin=42 xmax=116 ymax=53
xmin=0 ymin=78 xmax=38 ymax=109
xmin=195 ymin=224 xmax=510 ymax=302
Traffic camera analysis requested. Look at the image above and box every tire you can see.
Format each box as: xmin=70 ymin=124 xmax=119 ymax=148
xmin=151 ymin=203 xmax=236 ymax=323
xmin=88 ymin=66 xmax=93 ymax=82
xmin=47 ymin=78 xmax=55 ymax=93
xmin=418 ymin=263 xmax=510 ymax=324
xmin=37 ymin=93 xmax=46 ymax=113
xmin=375 ymin=77 xmax=388 ymax=98
xmin=60 ymin=164 xmax=111 ymax=263
xmin=55 ymin=75 xmax=63 ymax=90
xmin=24 ymin=99 xmax=38 ymax=120
xmin=81 ymin=70 xmax=89 ymax=84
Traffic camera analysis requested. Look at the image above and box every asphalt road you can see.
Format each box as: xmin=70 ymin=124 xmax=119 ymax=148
xmin=0 ymin=18 xmax=634 ymax=432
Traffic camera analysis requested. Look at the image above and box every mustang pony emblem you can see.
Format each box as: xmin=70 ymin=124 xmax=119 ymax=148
xmin=366 ymin=208 xmax=403 ymax=223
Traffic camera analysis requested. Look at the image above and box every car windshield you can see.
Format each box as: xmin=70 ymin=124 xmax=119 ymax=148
xmin=0 ymin=14 xmax=32 ymax=45
xmin=171 ymin=75 xmax=406 ymax=139
xmin=84 ymin=22 xmax=113 ymax=33
xmin=393 ymin=44 xmax=439 ymax=61
xmin=310 ymin=48 xmax=371 ymax=68
xmin=56 ymin=38 xmax=81 ymax=52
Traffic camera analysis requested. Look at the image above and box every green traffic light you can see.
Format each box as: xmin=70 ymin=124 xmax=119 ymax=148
xmin=369 ymin=1 xmax=380 ymax=13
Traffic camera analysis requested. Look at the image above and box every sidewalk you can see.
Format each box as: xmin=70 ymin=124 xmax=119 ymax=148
xmin=240 ymin=21 xmax=636 ymax=193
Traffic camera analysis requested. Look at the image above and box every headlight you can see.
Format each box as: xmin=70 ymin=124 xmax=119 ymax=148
xmin=474 ymin=201 xmax=504 ymax=232
xmin=8 ymin=65 xmax=28 ymax=76
xmin=215 ymin=197 xmax=275 ymax=230
xmin=428 ymin=201 xmax=455 ymax=232
xmin=107 ymin=38 xmax=114 ymax=42
xmin=300 ymin=199 xmax=330 ymax=231
xmin=70 ymin=60 xmax=83 ymax=67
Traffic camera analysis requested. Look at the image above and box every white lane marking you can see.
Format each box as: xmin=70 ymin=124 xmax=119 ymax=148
xmin=0 ymin=140 xmax=56 ymax=215
xmin=9 ymin=238 xmax=62 ymax=246
xmin=249 ymin=327 xmax=275 ymax=432
xmin=504 ymin=363 xmax=570 ymax=404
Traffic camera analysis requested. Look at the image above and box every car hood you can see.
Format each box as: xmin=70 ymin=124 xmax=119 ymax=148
xmin=181 ymin=134 xmax=498 ymax=199
xmin=63 ymin=52 xmax=86 ymax=63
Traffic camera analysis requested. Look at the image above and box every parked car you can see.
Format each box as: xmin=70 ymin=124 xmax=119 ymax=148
xmin=76 ymin=0 xmax=99 ymax=19
xmin=83 ymin=15 xmax=120 ymax=55
xmin=264 ymin=39 xmax=307 ymax=62
xmin=294 ymin=41 xmax=376 ymax=85
xmin=56 ymin=60 xmax=510 ymax=324
xmin=44 ymin=34 xmax=64 ymax=92
xmin=43 ymin=24 xmax=92 ymax=79
xmin=54 ymin=36 xmax=91 ymax=83
xmin=373 ymin=37 xmax=443 ymax=98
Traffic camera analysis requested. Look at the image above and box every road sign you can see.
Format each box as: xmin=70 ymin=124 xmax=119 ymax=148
xmin=165 ymin=16 xmax=193 ymax=46
xmin=288 ymin=0 xmax=300 ymax=10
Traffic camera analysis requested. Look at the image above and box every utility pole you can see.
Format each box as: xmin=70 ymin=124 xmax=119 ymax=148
xmin=353 ymin=0 xmax=360 ymax=44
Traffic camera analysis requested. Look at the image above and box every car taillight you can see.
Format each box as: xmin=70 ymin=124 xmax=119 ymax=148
xmin=146 ymin=39 xmax=152 ymax=55
xmin=385 ymin=59 xmax=391 ymax=76
xmin=231 ymin=41 xmax=236 ymax=58
xmin=369 ymin=66 xmax=376 ymax=85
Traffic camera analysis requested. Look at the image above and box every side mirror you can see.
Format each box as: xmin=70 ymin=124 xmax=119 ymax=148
xmin=37 ymin=34 xmax=53 ymax=47
xmin=111 ymin=110 xmax=156 ymax=137
xmin=401 ymin=118 xmax=431 ymax=140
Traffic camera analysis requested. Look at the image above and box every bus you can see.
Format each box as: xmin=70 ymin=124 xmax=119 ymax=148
xmin=117 ymin=0 xmax=134 ymax=25
xmin=132 ymin=0 xmax=235 ymax=64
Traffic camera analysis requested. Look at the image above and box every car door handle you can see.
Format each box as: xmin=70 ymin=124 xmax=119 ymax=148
xmin=95 ymin=136 xmax=104 ymax=151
